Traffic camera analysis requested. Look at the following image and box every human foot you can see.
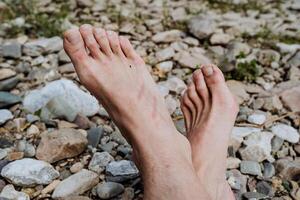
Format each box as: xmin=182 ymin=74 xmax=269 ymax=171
xmin=181 ymin=64 xmax=238 ymax=200
xmin=63 ymin=25 xmax=209 ymax=199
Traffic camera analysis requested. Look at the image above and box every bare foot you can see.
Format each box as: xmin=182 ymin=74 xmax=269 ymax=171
xmin=63 ymin=25 xmax=210 ymax=199
xmin=181 ymin=64 xmax=238 ymax=200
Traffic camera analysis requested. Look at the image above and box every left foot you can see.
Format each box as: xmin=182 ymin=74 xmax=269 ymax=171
xmin=180 ymin=64 xmax=238 ymax=200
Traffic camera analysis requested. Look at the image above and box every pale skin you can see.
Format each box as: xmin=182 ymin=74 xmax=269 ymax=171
xmin=63 ymin=24 xmax=238 ymax=200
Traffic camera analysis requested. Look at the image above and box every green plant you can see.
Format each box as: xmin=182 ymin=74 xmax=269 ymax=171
xmin=226 ymin=59 xmax=259 ymax=82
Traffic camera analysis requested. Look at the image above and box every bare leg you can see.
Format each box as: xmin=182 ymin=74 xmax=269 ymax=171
xmin=63 ymin=25 xmax=210 ymax=200
xmin=181 ymin=65 xmax=238 ymax=200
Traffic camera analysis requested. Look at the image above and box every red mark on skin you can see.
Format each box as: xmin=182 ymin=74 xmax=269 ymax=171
xmin=137 ymin=83 xmax=145 ymax=100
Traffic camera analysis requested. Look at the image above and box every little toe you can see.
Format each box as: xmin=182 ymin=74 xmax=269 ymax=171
xmin=79 ymin=24 xmax=103 ymax=59
xmin=63 ymin=28 xmax=90 ymax=64
xmin=193 ymin=69 xmax=209 ymax=105
xmin=93 ymin=27 xmax=113 ymax=56
xmin=106 ymin=31 xmax=125 ymax=57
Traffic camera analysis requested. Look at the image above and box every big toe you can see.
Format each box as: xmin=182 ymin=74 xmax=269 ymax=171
xmin=63 ymin=28 xmax=89 ymax=64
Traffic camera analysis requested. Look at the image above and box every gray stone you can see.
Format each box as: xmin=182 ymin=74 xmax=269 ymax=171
xmin=106 ymin=160 xmax=139 ymax=182
xmin=263 ymin=162 xmax=275 ymax=178
xmin=240 ymin=161 xmax=262 ymax=176
xmin=188 ymin=15 xmax=216 ymax=39
xmin=280 ymin=85 xmax=300 ymax=112
xmin=0 ymin=109 xmax=13 ymax=125
xmin=243 ymin=192 xmax=268 ymax=199
xmin=156 ymin=47 xmax=175 ymax=62
xmin=0 ymin=76 xmax=19 ymax=91
xmin=288 ymin=51 xmax=300 ymax=67
xmin=23 ymin=80 xmax=100 ymax=118
xmin=162 ymin=76 xmax=186 ymax=94
xmin=0 ymin=149 xmax=7 ymax=160
xmin=52 ymin=169 xmax=99 ymax=198
xmin=0 ymin=185 xmax=29 ymax=200
xmin=0 ymin=92 xmax=22 ymax=108
xmin=96 ymin=182 xmax=124 ymax=199
xmin=88 ymin=152 xmax=114 ymax=174
xmin=23 ymin=37 xmax=63 ymax=56
xmin=15 ymin=140 xmax=36 ymax=157
xmin=257 ymin=49 xmax=280 ymax=66
xmin=227 ymin=169 xmax=247 ymax=192
xmin=256 ymin=181 xmax=274 ymax=196
xmin=1 ymin=158 xmax=59 ymax=186
xmin=152 ymin=30 xmax=183 ymax=43
xmin=0 ymin=42 xmax=22 ymax=58
xmin=174 ymin=48 xmax=212 ymax=68
xmin=87 ymin=127 xmax=104 ymax=148
xmin=271 ymin=124 xmax=299 ymax=143
xmin=226 ymin=80 xmax=250 ymax=104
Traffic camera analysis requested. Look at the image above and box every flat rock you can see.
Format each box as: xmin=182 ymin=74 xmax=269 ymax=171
xmin=88 ymin=152 xmax=114 ymax=174
xmin=240 ymin=160 xmax=262 ymax=176
xmin=0 ymin=69 xmax=16 ymax=81
xmin=0 ymin=185 xmax=30 ymax=200
xmin=188 ymin=15 xmax=216 ymax=39
xmin=271 ymin=124 xmax=299 ymax=143
xmin=0 ymin=109 xmax=13 ymax=125
xmin=106 ymin=160 xmax=139 ymax=182
xmin=226 ymin=80 xmax=250 ymax=104
xmin=0 ymin=42 xmax=22 ymax=58
xmin=0 ymin=92 xmax=22 ymax=108
xmin=280 ymin=85 xmax=300 ymax=112
xmin=1 ymin=158 xmax=59 ymax=186
xmin=23 ymin=79 xmax=100 ymax=119
xmin=174 ymin=49 xmax=212 ymax=68
xmin=156 ymin=47 xmax=175 ymax=62
xmin=247 ymin=112 xmax=267 ymax=125
xmin=23 ymin=37 xmax=63 ymax=56
xmin=275 ymin=159 xmax=300 ymax=181
xmin=239 ymin=132 xmax=274 ymax=162
xmin=0 ymin=76 xmax=19 ymax=91
xmin=162 ymin=76 xmax=186 ymax=94
xmin=230 ymin=127 xmax=261 ymax=151
xmin=52 ymin=169 xmax=99 ymax=198
xmin=36 ymin=128 xmax=88 ymax=163
xmin=87 ymin=127 xmax=104 ymax=148
xmin=152 ymin=30 xmax=183 ymax=43
xmin=96 ymin=182 xmax=124 ymax=199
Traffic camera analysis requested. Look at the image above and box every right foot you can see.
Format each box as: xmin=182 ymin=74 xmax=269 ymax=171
xmin=181 ymin=65 xmax=238 ymax=200
xmin=63 ymin=25 xmax=209 ymax=200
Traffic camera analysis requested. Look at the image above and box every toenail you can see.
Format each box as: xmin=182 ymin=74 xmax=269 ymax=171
xmin=65 ymin=31 xmax=80 ymax=44
xmin=202 ymin=65 xmax=213 ymax=76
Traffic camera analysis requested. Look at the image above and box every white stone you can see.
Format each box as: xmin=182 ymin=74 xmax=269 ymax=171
xmin=0 ymin=109 xmax=13 ymax=125
xmin=162 ymin=76 xmax=187 ymax=94
xmin=52 ymin=169 xmax=99 ymax=198
xmin=156 ymin=61 xmax=173 ymax=73
xmin=152 ymin=30 xmax=184 ymax=43
xmin=23 ymin=79 xmax=100 ymax=120
xmin=1 ymin=158 xmax=59 ymax=186
xmin=156 ymin=47 xmax=175 ymax=62
xmin=271 ymin=124 xmax=299 ymax=143
xmin=230 ymin=127 xmax=261 ymax=151
xmin=23 ymin=37 xmax=63 ymax=56
xmin=226 ymin=157 xmax=241 ymax=169
xmin=247 ymin=112 xmax=267 ymax=125
xmin=0 ymin=185 xmax=29 ymax=200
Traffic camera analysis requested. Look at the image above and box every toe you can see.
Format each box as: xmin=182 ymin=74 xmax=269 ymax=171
xmin=181 ymin=90 xmax=196 ymax=128
xmin=63 ymin=28 xmax=90 ymax=64
xmin=181 ymin=92 xmax=192 ymax=132
xmin=93 ymin=27 xmax=113 ymax=56
xmin=187 ymin=82 xmax=202 ymax=122
xmin=106 ymin=31 xmax=125 ymax=56
xmin=193 ymin=69 xmax=209 ymax=105
xmin=79 ymin=24 xmax=103 ymax=59
xmin=119 ymin=36 xmax=139 ymax=59
xmin=201 ymin=64 xmax=225 ymax=86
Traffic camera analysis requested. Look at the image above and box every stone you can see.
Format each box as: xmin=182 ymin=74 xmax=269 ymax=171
xmin=0 ymin=109 xmax=13 ymax=125
xmin=152 ymin=30 xmax=183 ymax=43
xmin=162 ymin=76 xmax=186 ymax=94
xmin=256 ymin=181 xmax=274 ymax=196
xmin=88 ymin=152 xmax=114 ymax=174
xmin=23 ymin=37 xmax=63 ymax=56
xmin=239 ymin=132 xmax=274 ymax=162
xmin=243 ymin=192 xmax=267 ymax=199
xmin=0 ymin=76 xmax=19 ymax=91
xmin=226 ymin=41 xmax=251 ymax=63
xmin=263 ymin=162 xmax=275 ymax=178
xmin=247 ymin=111 xmax=267 ymax=125
xmin=0 ymin=185 xmax=29 ymax=200
xmin=165 ymin=95 xmax=177 ymax=114
xmin=0 ymin=42 xmax=22 ymax=58
xmin=52 ymin=169 xmax=99 ymax=198
xmin=240 ymin=161 xmax=262 ymax=176
xmin=227 ymin=169 xmax=247 ymax=192
xmin=96 ymin=182 xmax=124 ymax=199
xmin=276 ymin=43 xmax=300 ymax=54
xmin=106 ymin=160 xmax=139 ymax=182
xmin=226 ymin=80 xmax=250 ymax=104
xmin=23 ymin=80 xmax=99 ymax=119
xmin=41 ymin=180 xmax=61 ymax=195
xmin=288 ymin=51 xmax=300 ymax=67
xmin=210 ymin=33 xmax=231 ymax=45
xmin=87 ymin=127 xmax=104 ymax=148
xmin=0 ymin=92 xmax=22 ymax=108
xmin=70 ymin=162 xmax=84 ymax=173
xmin=0 ymin=149 xmax=7 ymax=160
xmin=280 ymin=85 xmax=300 ymax=112
xmin=156 ymin=61 xmax=173 ymax=73
xmin=230 ymin=127 xmax=261 ymax=152
xmin=156 ymin=47 xmax=175 ymax=62
xmin=15 ymin=140 xmax=36 ymax=157
xmin=188 ymin=15 xmax=216 ymax=39
xmin=226 ymin=157 xmax=241 ymax=169
xmin=275 ymin=159 xmax=300 ymax=181
xmin=257 ymin=49 xmax=280 ymax=66
xmin=174 ymin=48 xmax=212 ymax=68
xmin=0 ymin=69 xmax=16 ymax=81
xmin=7 ymin=152 xmax=24 ymax=161
xmin=1 ymin=158 xmax=59 ymax=186
xmin=271 ymin=124 xmax=299 ymax=143
xmin=36 ymin=128 xmax=88 ymax=163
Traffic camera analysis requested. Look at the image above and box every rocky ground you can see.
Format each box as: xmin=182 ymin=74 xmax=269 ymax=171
xmin=0 ymin=0 xmax=300 ymax=199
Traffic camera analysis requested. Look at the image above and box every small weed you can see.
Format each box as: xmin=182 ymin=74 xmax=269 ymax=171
xmin=226 ymin=59 xmax=259 ymax=82
xmin=207 ymin=0 xmax=265 ymax=13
